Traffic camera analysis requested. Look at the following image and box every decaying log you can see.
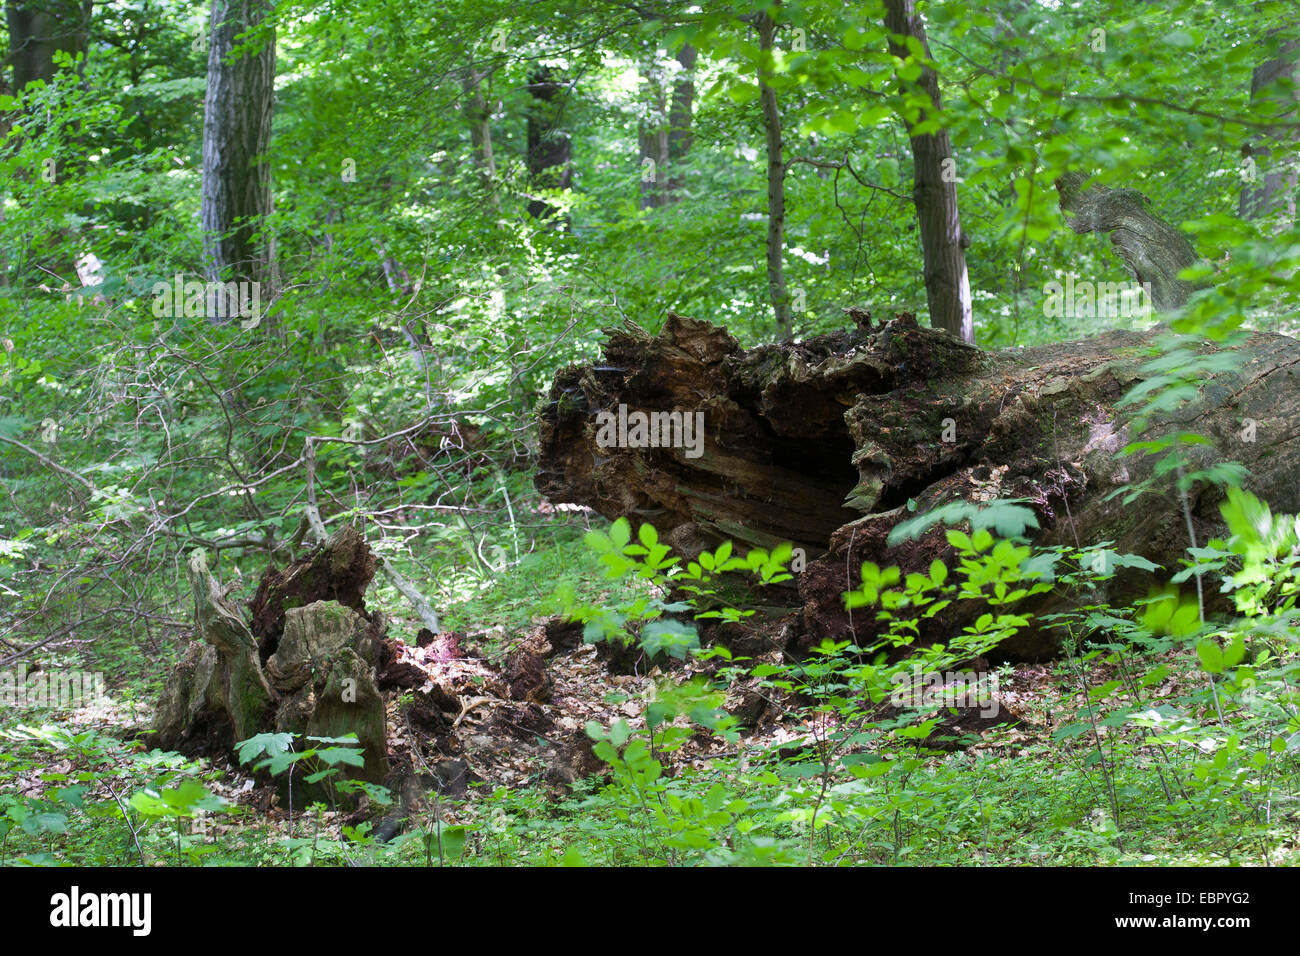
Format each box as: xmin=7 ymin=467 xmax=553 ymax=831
xmin=250 ymin=523 xmax=378 ymax=662
xmin=155 ymin=520 xmax=579 ymax=803
xmin=265 ymin=600 xmax=388 ymax=783
xmin=151 ymin=550 xmax=276 ymax=754
xmin=536 ymin=310 xmax=1300 ymax=658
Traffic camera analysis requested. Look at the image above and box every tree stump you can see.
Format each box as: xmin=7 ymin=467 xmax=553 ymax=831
xmin=152 ymin=526 xmax=391 ymax=788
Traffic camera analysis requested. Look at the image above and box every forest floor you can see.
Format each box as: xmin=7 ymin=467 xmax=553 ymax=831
xmin=2 ymin=508 xmax=1298 ymax=866
xmin=4 ymin=572 xmax=1295 ymax=866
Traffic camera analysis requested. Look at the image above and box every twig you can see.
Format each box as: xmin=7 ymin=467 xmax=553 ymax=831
xmin=303 ymin=440 xmax=441 ymax=634
xmin=102 ymin=779 xmax=147 ymax=867
xmin=0 ymin=434 xmax=95 ymax=495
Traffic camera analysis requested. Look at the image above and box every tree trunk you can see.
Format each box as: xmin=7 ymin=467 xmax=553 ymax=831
xmin=667 ymin=42 xmax=696 ymax=197
xmin=883 ymin=0 xmax=974 ymax=345
xmin=756 ymin=12 xmax=791 ymax=340
xmin=462 ymin=60 xmax=497 ymax=200
xmin=4 ymin=0 xmax=92 ymax=90
xmin=637 ymin=61 xmax=669 ymax=210
xmin=1055 ymin=172 xmax=1202 ymax=311
xmin=1239 ymin=38 xmax=1300 ymax=229
xmin=200 ymin=0 xmax=275 ymax=289
xmin=525 ymin=65 xmax=572 ymax=223
xmin=638 ymin=41 xmax=695 ymax=208
xmin=536 ymin=310 xmax=1300 ymax=658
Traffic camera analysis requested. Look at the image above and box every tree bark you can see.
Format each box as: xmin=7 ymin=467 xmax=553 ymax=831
xmin=667 ymin=42 xmax=696 ymax=196
xmin=637 ymin=60 xmax=669 ymax=209
xmin=1055 ymin=172 xmax=1202 ymax=311
xmin=638 ymin=41 xmax=696 ymax=208
xmin=883 ymin=0 xmax=974 ymax=345
xmin=462 ymin=59 xmax=497 ymax=201
xmin=4 ymin=0 xmax=92 ymax=90
xmin=153 ymin=526 xmax=392 ymax=790
xmin=525 ymin=65 xmax=572 ymax=223
xmin=1239 ymin=38 xmax=1300 ymax=229
xmin=536 ymin=310 xmax=1300 ymax=658
xmin=200 ymin=0 xmax=276 ymax=289
xmin=757 ymin=12 xmax=791 ymax=340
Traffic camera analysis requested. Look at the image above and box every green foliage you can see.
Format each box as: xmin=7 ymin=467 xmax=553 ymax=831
xmin=3 ymin=0 xmax=1300 ymax=869
xmin=557 ymin=516 xmax=798 ymax=661
xmin=238 ymin=732 xmax=367 ymax=793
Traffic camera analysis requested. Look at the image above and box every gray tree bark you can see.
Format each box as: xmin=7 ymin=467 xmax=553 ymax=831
xmin=1055 ymin=172 xmax=1201 ymax=312
xmin=1239 ymin=38 xmax=1300 ymax=229
xmin=462 ymin=59 xmax=497 ymax=200
xmin=757 ymin=12 xmax=791 ymax=340
xmin=667 ymin=42 xmax=696 ymax=195
xmin=200 ymin=0 xmax=276 ymax=288
xmin=4 ymin=0 xmax=91 ymax=89
xmin=637 ymin=60 xmax=669 ymax=209
xmin=883 ymin=0 xmax=974 ymax=345
xmin=638 ymin=41 xmax=696 ymax=209
xmin=639 ymin=60 xmax=670 ymax=210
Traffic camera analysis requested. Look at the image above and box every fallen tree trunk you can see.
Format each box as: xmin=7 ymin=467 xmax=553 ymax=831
xmin=536 ymin=311 xmax=1300 ymax=657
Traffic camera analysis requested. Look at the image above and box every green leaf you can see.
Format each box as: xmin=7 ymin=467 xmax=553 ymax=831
xmin=1196 ymin=641 xmax=1223 ymax=674
xmin=235 ymin=732 xmax=294 ymax=767
xmin=439 ymin=825 xmax=468 ymax=862
xmin=946 ymin=530 xmax=972 ymax=551
xmin=314 ymin=746 xmax=366 ymax=768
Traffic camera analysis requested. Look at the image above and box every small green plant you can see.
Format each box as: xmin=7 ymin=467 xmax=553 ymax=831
xmin=556 ymin=517 xmax=795 ymax=663
xmin=558 ymin=507 xmax=1063 ymax=865
xmin=128 ymin=777 xmax=230 ymax=865
xmin=236 ymin=731 xmax=391 ymax=865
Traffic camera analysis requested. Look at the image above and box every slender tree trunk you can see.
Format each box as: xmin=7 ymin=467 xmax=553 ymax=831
xmin=667 ymin=43 xmax=696 ymax=168
xmin=374 ymin=240 xmax=412 ymax=298
xmin=462 ymin=60 xmax=497 ymax=205
xmin=757 ymin=12 xmax=791 ymax=340
xmin=883 ymin=0 xmax=974 ymax=345
xmin=667 ymin=42 xmax=697 ymax=199
xmin=1240 ymin=38 xmax=1300 ymax=230
xmin=4 ymin=0 xmax=92 ymax=90
xmin=638 ymin=61 xmax=669 ymax=209
xmin=639 ymin=41 xmax=695 ymax=207
xmin=525 ymin=65 xmax=572 ymax=223
xmin=200 ymin=0 xmax=276 ymax=290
